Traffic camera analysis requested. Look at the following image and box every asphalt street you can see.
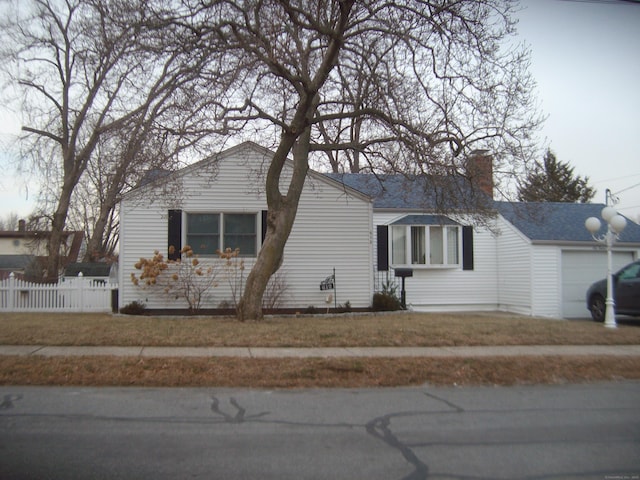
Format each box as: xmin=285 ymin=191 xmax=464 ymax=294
xmin=1 ymin=382 xmax=639 ymax=480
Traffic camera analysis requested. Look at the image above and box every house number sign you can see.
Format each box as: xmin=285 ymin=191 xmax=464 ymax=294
xmin=320 ymin=273 xmax=335 ymax=291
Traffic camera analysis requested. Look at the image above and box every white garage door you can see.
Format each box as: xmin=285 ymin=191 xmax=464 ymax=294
xmin=561 ymin=250 xmax=635 ymax=318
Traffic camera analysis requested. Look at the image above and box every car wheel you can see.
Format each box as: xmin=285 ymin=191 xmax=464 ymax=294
xmin=589 ymin=294 xmax=605 ymax=322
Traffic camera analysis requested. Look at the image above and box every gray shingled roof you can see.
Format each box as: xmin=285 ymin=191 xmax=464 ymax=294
xmin=325 ymin=172 xmax=640 ymax=244
xmin=391 ymin=215 xmax=460 ymax=226
xmin=324 ymin=173 xmax=491 ymax=211
xmin=64 ymin=262 xmax=112 ymax=277
xmin=495 ymin=201 xmax=640 ymax=244
xmin=0 ymin=255 xmax=34 ymax=270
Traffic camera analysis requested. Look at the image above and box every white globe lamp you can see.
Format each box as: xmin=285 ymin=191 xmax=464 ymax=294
xmin=584 ymin=217 xmax=601 ymax=234
xmin=610 ymin=214 xmax=627 ymax=234
xmin=585 ymin=205 xmax=627 ymax=328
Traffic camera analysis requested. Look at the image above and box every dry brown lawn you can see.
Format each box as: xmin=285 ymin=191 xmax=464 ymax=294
xmin=1 ymin=356 xmax=638 ymax=388
xmin=1 ymin=311 xmax=639 ymax=388
xmin=1 ymin=311 xmax=640 ymax=347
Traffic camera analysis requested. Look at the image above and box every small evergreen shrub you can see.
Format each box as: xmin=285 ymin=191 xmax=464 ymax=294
xmin=120 ymin=301 xmax=146 ymax=315
xmin=372 ymin=279 xmax=402 ymax=311
xmin=372 ymin=292 xmax=402 ymax=311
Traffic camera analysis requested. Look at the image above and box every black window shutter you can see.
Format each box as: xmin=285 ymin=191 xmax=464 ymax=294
xmin=168 ymin=209 xmax=182 ymax=260
xmin=261 ymin=210 xmax=268 ymax=243
xmin=377 ymin=225 xmax=389 ymax=271
xmin=462 ymin=226 xmax=474 ymax=271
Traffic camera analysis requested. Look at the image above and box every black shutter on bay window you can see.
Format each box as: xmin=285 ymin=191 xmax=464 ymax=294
xmin=168 ymin=209 xmax=182 ymax=260
xmin=462 ymin=225 xmax=474 ymax=271
xmin=261 ymin=210 xmax=268 ymax=243
xmin=377 ymin=225 xmax=389 ymax=271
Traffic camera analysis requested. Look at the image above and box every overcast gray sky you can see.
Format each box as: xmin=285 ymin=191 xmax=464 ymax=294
xmin=517 ymin=0 xmax=640 ymax=220
xmin=1 ymin=0 xmax=639 ymax=223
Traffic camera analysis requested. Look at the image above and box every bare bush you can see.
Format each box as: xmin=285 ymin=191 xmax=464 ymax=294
xmin=131 ymin=246 xmax=220 ymax=313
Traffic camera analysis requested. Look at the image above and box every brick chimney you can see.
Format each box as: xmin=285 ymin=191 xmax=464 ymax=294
xmin=466 ymin=150 xmax=493 ymax=199
xmin=18 ymin=219 xmax=26 ymax=232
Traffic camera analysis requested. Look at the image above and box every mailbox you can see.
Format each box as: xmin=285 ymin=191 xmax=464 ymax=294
xmin=394 ymin=268 xmax=413 ymax=309
xmin=394 ymin=268 xmax=413 ymax=278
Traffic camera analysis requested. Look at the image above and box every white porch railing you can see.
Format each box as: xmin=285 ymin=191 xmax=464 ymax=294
xmin=0 ymin=272 xmax=117 ymax=313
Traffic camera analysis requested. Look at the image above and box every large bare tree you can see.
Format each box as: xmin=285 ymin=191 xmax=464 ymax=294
xmin=0 ymin=0 xmax=213 ymax=279
xmin=76 ymin=97 xmax=212 ymax=262
xmin=162 ymin=0 xmax=540 ymax=320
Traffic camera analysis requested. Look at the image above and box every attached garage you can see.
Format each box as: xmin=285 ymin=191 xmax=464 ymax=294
xmin=497 ymin=201 xmax=640 ymax=319
xmin=561 ymin=250 xmax=636 ymax=318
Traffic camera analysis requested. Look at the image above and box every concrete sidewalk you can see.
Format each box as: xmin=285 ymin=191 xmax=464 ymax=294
xmin=1 ymin=344 xmax=640 ymax=358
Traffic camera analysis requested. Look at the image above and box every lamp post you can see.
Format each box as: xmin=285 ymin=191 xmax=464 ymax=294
xmin=585 ymin=206 xmax=627 ymax=328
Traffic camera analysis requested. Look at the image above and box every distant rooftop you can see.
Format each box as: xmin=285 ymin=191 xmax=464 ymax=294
xmin=64 ymin=262 xmax=112 ymax=277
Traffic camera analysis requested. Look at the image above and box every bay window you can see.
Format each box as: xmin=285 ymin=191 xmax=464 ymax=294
xmin=390 ymin=217 xmax=461 ymax=267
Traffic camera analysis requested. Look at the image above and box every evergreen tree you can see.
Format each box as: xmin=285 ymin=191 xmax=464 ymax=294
xmin=518 ymin=149 xmax=595 ymax=203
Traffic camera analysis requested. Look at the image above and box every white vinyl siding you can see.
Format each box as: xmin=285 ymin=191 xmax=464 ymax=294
xmin=118 ymin=203 xmax=180 ymax=309
xmin=274 ymin=161 xmax=373 ymax=309
xmin=495 ymin=215 xmax=533 ymax=315
xmin=530 ymin=247 xmax=561 ymax=317
xmin=119 ymin=143 xmax=372 ymax=310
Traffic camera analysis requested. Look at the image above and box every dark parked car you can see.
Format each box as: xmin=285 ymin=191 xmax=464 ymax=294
xmin=586 ymin=260 xmax=640 ymax=321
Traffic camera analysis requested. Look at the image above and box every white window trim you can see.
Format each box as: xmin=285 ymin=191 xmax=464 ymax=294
xmin=390 ymin=224 xmax=462 ymax=269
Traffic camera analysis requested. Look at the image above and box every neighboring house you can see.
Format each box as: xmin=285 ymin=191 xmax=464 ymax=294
xmin=0 ymin=255 xmax=35 ymax=280
xmin=0 ymin=221 xmax=84 ymax=280
xmin=63 ymin=262 xmax=118 ymax=285
xmin=118 ymin=142 xmax=373 ymax=311
xmin=119 ymin=141 xmax=640 ymax=318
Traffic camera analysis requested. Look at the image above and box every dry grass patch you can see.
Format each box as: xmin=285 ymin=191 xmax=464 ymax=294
xmin=1 ymin=355 xmax=639 ymax=388
xmin=1 ymin=311 xmax=639 ymax=347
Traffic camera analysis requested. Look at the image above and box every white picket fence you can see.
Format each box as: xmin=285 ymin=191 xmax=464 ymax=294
xmin=0 ymin=272 xmax=118 ymax=313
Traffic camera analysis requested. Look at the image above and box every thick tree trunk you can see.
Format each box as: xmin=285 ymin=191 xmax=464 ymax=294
xmin=84 ymin=209 xmax=109 ymax=262
xmin=235 ymin=2 xmax=352 ymax=320
xmin=44 ymin=181 xmax=75 ymax=282
xmin=83 ymin=183 xmax=119 ymax=262
xmin=236 ymin=206 xmax=297 ymax=321
xmin=237 ymin=129 xmax=312 ymax=321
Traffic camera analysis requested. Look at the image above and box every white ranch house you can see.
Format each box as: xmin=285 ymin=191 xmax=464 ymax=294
xmin=119 ymin=142 xmax=640 ymax=318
